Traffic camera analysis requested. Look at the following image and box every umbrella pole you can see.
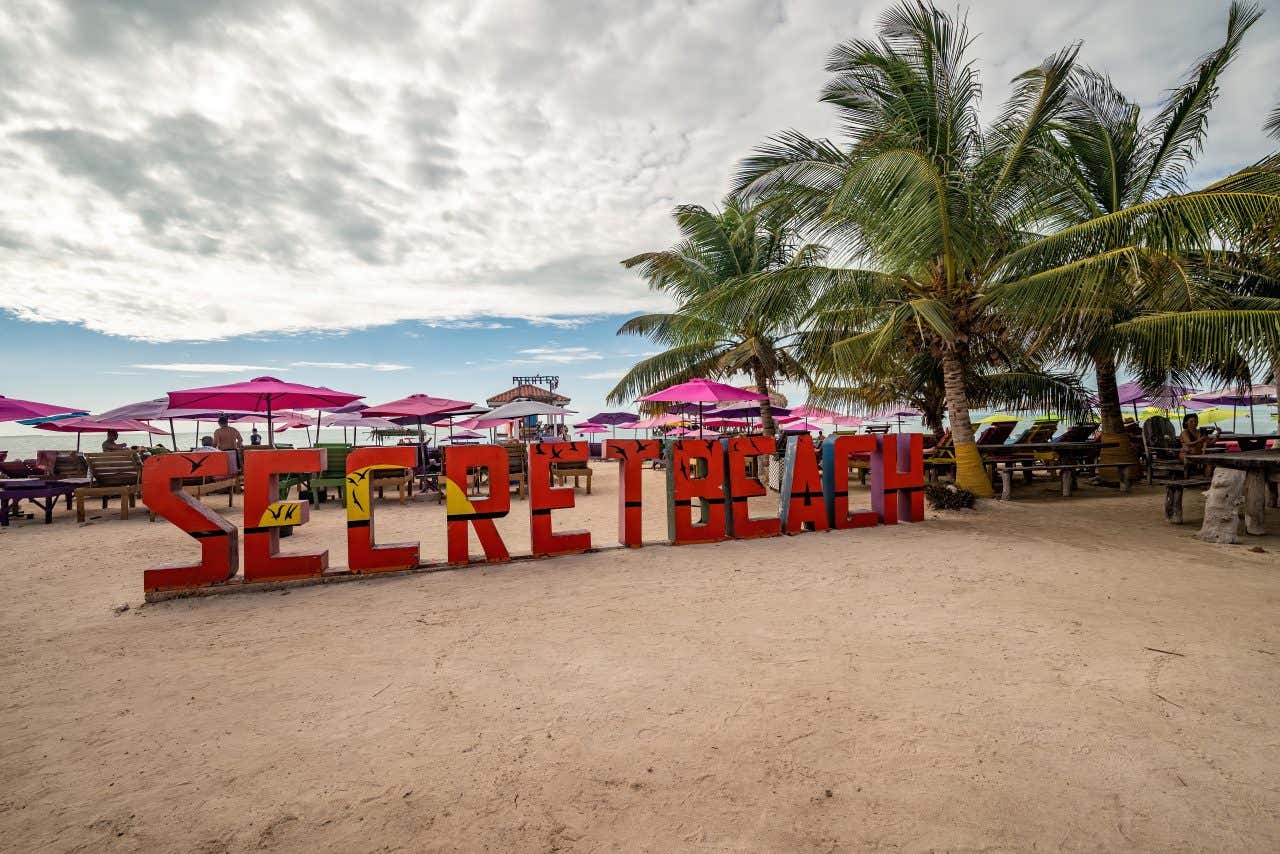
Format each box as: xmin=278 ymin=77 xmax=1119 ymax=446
xmin=76 ymin=430 xmax=82 ymax=452
xmin=316 ymin=409 xmax=322 ymax=445
xmin=168 ymin=418 xmax=177 ymax=451
xmin=266 ymin=401 xmax=274 ymax=448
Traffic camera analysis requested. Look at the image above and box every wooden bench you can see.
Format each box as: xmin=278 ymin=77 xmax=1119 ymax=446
xmin=554 ymin=462 xmax=593 ymax=494
xmin=373 ymin=468 xmax=412 ymax=504
xmin=996 ymin=461 xmax=1131 ymax=500
xmin=1163 ymin=477 xmax=1212 ymax=524
xmin=75 ymin=451 xmax=142 ymax=522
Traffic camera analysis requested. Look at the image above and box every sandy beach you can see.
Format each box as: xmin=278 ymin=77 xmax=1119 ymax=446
xmin=2 ymin=465 xmax=1279 ymax=852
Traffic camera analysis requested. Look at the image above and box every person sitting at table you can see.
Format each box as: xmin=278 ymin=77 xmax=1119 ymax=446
xmin=213 ymin=416 xmax=244 ymax=452
xmin=1180 ymin=413 xmax=1217 ymax=475
xmin=195 ymin=436 xmax=216 ymax=451
xmin=250 ymin=427 xmax=263 ymax=446
xmin=101 ymin=430 xmax=128 ymax=452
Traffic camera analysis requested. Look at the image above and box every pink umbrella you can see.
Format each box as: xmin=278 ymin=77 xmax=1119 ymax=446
xmin=363 ymin=393 xmax=476 ymax=442
xmin=640 ymin=378 xmax=767 ymax=403
xmin=870 ymin=405 xmax=923 ymax=431
xmin=630 ymin=413 xmax=686 ymax=429
xmin=167 ymin=376 xmax=361 ymax=442
xmin=790 ymin=405 xmax=844 ymax=421
xmin=35 ymin=416 xmax=166 ymax=451
xmin=574 ymin=423 xmax=609 ymax=434
xmin=1 ymin=394 xmax=86 ymax=423
xmin=35 ymin=417 xmax=165 ymax=435
xmin=443 ymin=429 xmax=484 ymax=443
xmin=273 ymin=418 xmax=315 ymax=432
xmin=704 ymin=417 xmax=749 ymax=428
xmin=668 ymin=426 xmax=719 ymax=437
xmin=362 ymin=393 xmax=474 ymax=418
xmin=641 ymin=378 xmax=766 ymax=438
xmin=780 ymin=420 xmax=823 ymax=432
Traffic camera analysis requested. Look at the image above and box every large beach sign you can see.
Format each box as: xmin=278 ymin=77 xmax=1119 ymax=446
xmin=141 ymin=435 xmax=923 ymax=598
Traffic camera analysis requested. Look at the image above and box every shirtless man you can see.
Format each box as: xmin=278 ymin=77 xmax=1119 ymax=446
xmin=213 ymin=416 xmax=244 ymax=452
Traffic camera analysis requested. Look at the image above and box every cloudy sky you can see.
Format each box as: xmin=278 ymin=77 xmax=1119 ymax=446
xmin=2 ymin=0 xmax=1278 ymax=420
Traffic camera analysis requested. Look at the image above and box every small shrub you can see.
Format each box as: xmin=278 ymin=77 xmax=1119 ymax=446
xmin=924 ymin=482 xmax=976 ymax=510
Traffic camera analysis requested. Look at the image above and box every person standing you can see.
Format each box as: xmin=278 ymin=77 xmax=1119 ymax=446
xmin=213 ymin=416 xmax=244 ymax=452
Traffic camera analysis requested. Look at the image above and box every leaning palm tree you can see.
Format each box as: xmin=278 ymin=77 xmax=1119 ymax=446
xmin=734 ymin=0 xmax=1280 ymax=496
xmin=607 ymin=199 xmax=821 ymax=434
xmin=995 ymin=2 xmax=1280 ymax=470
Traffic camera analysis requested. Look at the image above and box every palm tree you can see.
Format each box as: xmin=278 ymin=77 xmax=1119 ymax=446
xmin=730 ymin=2 xmax=1081 ymax=495
xmin=805 ymin=347 xmax=1095 ymax=441
xmin=607 ymin=199 xmax=822 ymax=434
xmin=733 ymin=1 xmax=1280 ymax=496
xmin=995 ymin=2 xmax=1279 ymax=469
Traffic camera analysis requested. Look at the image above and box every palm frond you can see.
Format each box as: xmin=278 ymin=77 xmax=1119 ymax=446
xmin=1136 ymin=1 xmax=1263 ymax=198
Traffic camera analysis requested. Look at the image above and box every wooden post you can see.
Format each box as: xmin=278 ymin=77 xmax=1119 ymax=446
xmin=1244 ymin=470 xmax=1267 ymax=536
xmin=1165 ymin=484 xmax=1184 ymax=524
xmin=1000 ymin=467 xmax=1013 ymax=500
xmin=1060 ymin=468 xmax=1072 ymax=497
xmin=1196 ymin=469 xmax=1245 ymax=544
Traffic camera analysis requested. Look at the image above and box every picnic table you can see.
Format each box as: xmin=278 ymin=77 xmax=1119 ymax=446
xmin=984 ymin=441 xmax=1124 ymax=499
xmin=0 ymin=478 xmax=77 ymax=526
xmin=1183 ymin=449 xmax=1280 ymax=538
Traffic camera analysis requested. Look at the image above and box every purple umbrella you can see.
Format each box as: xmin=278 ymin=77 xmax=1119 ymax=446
xmin=586 ymin=411 xmax=638 ymax=425
xmin=1191 ymin=384 xmax=1278 ymax=432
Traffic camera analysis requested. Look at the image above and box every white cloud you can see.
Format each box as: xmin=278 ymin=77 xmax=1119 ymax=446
xmin=580 ymin=369 xmax=625 ymax=381
xmin=130 ymin=362 xmax=275 ymax=372
xmin=512 ymin=346 xmax=602 ymax=364
xmin=289 ymin=361 xmax=409 ymax=371
xmin=422 ymin=319 xmax=511 ymax=330
xmin=1 ymin=1 xmax=1277 ymax=342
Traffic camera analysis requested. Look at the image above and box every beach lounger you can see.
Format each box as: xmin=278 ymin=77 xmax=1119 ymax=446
xmin=76 ymin=451 xmax=142 ymax=522
xmin=983 ymin=420 xmax=1057 ymax=483
xmin=974 ymin=421 xmax=1017 ymax=446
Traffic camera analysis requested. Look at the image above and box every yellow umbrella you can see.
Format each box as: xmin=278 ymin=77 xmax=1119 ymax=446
xmin=976 ymin=412 xmax=1020 ymax=424
xmin=1189 ymin=407 xmax=1236 ymax=426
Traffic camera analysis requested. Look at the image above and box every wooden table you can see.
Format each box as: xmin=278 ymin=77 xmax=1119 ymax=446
xmin=1188 ymin=449 xmax=1280 ymax=537
xmin=0 ymin=479 xmax=76 ymax=526
xmin=984 ymin=441 xmax=1124 ymax=499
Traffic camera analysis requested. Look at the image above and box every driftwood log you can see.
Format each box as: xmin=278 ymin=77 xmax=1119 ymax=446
xmin=1196 ymin=469 xmax=1246 ymax=544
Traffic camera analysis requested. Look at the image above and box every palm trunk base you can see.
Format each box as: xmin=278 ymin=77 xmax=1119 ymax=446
xmin=1097 ymin=431 xmax=1138 ymax=480
xmin=954 ymin=443 xmax=993 ymax=498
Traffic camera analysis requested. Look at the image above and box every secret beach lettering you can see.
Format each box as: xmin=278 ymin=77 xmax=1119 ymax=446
xmin=141 ymin=434 xmax=924 ymax=599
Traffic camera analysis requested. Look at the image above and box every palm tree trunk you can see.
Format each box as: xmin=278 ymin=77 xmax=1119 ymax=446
xmin=752 ymin=363 xmax=776 ymax=437
xmin=939 ymin=349 xmax=993 ymax=497
xmin=1093 ymin=354 xmax=1135 ymax=475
